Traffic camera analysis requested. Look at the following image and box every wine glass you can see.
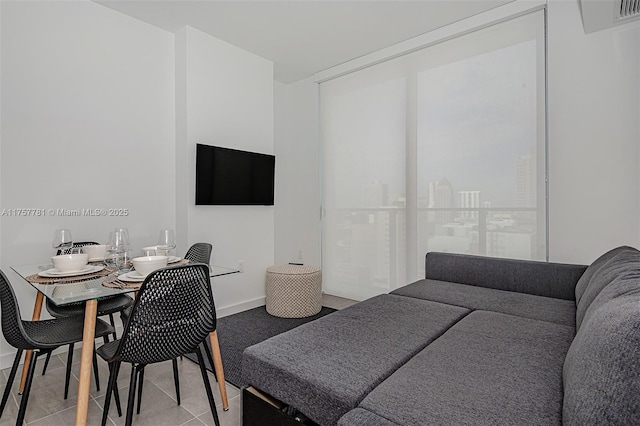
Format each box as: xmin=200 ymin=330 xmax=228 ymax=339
xmin=116 ymin=249 xmax=133 ymax=273
xmin=157 ymin=230 xmax=176 ymax=256
xmin=104 ymin=232 xmax=118 ymax=268
xmin=114 ymin=227 xmax=130 ymax=247
xmin=105 ymin=229 xmax=131 ymax=271
xmin=105 ymin=229 xmax=126 ymax=263
xmin=52 ymin=229 xmax=73 ymax=254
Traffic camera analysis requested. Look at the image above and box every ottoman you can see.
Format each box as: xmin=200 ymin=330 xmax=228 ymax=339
xmin=265 ymin=264 xmax=322 ymax=318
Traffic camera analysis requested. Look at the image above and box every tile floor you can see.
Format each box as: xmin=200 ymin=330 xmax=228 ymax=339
xmin=0 ymin=294 xmax=357 ymax=426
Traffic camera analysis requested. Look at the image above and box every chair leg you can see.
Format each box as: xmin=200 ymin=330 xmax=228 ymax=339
xmin=136 ymin=366 xmax=145 ymax=414
xmin=125 ymin=365 xmax=139 ymax=426
xmin=102 ymin=361 xmax=123 ymax=426
xmin=101 ymin=361 xmax=118 ymax=426
xmin=196 ymin=344 xmax=220 ymax=426
xmin=41 ymin=351 xmax=51 ymax=375
xmin=0 ymin=349 xmax=22 ymax=418
xmin=203 ymin=339 xmax=217 ymax=382
xmin=16 ymin=351 xmax=40 ymax=425
xmin=172 ymin=358 xmax=181 ymax=405
xmin=64 ymin=343 xmax=74 ymax=399
xmin=113 ymin=362 xmax=122 ymax=417
xmin=108 ymin=313 xmax=117 ymax=340
xmin=93 ymin=351 xmax=100 ymax=392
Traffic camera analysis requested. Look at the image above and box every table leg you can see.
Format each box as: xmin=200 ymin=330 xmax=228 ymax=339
xmin=19 ymin=292 xmax=44 ymax=393
xmin=75 ymin=299 xmax=98 ymax=426
xmin=208 ymin=331 xmax=229 ymax=411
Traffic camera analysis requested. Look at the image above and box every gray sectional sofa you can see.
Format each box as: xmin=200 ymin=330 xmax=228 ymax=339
xmin=242 ymin=246 xmax=640 ymax=425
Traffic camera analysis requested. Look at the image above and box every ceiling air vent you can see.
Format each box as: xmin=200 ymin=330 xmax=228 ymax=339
xmin=581 ymin=0 xmax=640 ymax=33
xmin=617 ymin=0 xmax=640 ymax=19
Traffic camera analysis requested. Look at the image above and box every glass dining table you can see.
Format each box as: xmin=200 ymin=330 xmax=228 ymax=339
xmin=10 ymin=261 xmax=239 ymax=426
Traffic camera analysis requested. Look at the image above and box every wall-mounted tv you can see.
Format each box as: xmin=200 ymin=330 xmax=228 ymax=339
xmin=195 ymin=144 xmax=275 ymax=206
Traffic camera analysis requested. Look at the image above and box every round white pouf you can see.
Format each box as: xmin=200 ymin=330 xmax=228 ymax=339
xmin=265 ymin=264 xmax=322 ymax=318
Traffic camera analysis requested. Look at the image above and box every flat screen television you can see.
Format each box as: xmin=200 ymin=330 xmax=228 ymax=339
xmin=195 ymin=144 xmax=275 ymax=206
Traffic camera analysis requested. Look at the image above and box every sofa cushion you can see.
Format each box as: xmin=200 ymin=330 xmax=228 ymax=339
xmin=563 ymin=278 xmax=640 ymax=424
xmin=423 ymin=252 xmax=586 ymax=300
xmin=242 ymin=294 xmax=469 ymax=426
xmin=392 ymin=279 xmax=576 ymax=326
xmin=575 ymin=246 xmax=640 ymax=329
xmin=338 ymin=408 xmax=401 ymax=426
xmin=574 ymin=245 xmax=635 ymax=305
xmin=356 ymin=311 xmax=575 ymax=425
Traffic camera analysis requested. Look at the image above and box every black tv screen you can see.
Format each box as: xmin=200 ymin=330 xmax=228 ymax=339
xmin=196 ymin=144 xmax=275 ymax=206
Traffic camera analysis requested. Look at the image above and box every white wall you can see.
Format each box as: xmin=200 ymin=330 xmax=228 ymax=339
xmin=0 ymin=2 xmax=3 ymax=277
xmin=175 ymin=27 xmax=274 ymax=316
xmin=274 ymin=0 xmax=640 ymax=269
xmin=0 ymin=1 xmax=175 ymax=365
xmin=0 ymin=2 xmax=276 ymax=370
xmin=547 ymin=0 xmax=640 ymax=264
xmin=274 ymin=78 xmax=321 ymax=266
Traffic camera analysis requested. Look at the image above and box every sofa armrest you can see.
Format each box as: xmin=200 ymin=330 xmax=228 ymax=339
xmin=424 ymin=252 xmax=586 ymax=301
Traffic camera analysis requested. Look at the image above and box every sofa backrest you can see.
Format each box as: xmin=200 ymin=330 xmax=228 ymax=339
xmin=424 ymin=252 xmax=586 ymax=301
xmin=563 ymin=256 xmax=640 ymax=424
xmin=574 ymin=246 xmax=640 ymax=329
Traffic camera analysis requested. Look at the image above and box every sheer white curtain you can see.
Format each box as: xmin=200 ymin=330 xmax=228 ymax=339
xmin=321 ymin=11 xmax=546 ymax=300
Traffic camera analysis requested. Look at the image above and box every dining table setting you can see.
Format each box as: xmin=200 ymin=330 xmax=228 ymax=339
xmin=9 ymin=227 xmax=238 ymax=426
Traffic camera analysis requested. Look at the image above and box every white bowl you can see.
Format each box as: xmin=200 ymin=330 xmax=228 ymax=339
xmin=132 ymin=255 xmax=168 ymax=278
xmin=142 ymin=246 xmax=157 ymax=255
xmin=51 ymin=253 xmax=89 ymax=272
xmin=81 ymin=244 xmax=107 ymax=260
xmin=142 ymin=246 xmax=169 ymax=256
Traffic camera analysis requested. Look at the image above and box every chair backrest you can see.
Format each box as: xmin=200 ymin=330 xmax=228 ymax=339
xmin=0 ymin=270 xmax=36 ymax=350
xmin=184 ymin=243 xmax=212 ymax=264
xmin=57 ymin=241 xmax=99 ymax=255
xmin=117 ymin=263 xmax=216 ymax=365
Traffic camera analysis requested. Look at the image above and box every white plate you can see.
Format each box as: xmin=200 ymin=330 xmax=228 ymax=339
xmin=167 ymin=256 xmax=181 ymax=264
xmin=88 ymin=257 xmax=105 ymax=262
xmin=118 ymin=271 xmax=146 ymax=282
xmin=38 ymin=265 xmax=105 ymax=278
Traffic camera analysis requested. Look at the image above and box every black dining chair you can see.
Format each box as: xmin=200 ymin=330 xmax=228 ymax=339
xmin=171 ymin=243 xmax=214 ymax=401
xmin=41 ymin=241 xmax=134 ymax=397
xmin=119 ymin=242 xmax=215 ymax=406
xmin=97 ymin=263 xmax=220 ymax=426
xmin=184 ymin=242 xmax=213 ymax=265
xmin=0 ymin=269 xmax=115 ymax=425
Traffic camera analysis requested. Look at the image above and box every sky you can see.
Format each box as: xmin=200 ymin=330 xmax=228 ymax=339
xmin=417 ymin=39 xmax=538 ymax=207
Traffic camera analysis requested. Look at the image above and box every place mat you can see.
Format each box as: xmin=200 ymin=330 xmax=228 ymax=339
xmin=168 ymin=258 xmax=190 ymax=267
xmin=26 ymin=266 xmax=115 ymax=285
xmin=102 ymin=275 xmax=143 ymax=290
xmin=102 ymin=258 xmax=191 ymax=290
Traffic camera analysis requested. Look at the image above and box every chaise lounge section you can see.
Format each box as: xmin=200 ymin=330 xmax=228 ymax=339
xmin=242 ymin=246 xmax=640 ymax=425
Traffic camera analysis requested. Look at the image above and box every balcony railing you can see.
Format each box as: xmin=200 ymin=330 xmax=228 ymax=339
xmin=324 ymin=206 xmax=542 ymax=293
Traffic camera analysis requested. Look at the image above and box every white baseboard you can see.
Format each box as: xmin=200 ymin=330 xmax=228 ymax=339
xmin=216 ymin=296 xmax=266 ymax=318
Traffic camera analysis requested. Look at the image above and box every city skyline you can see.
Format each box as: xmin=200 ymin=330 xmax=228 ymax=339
xmin=353 ymin=147 xmax=537 ymax=213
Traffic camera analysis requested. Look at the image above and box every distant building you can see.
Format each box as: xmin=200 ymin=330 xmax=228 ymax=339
xmin=427 ymin=177 xmax=454 ymax=224
xmin=458 ymin=190 xmax=480 ymax=220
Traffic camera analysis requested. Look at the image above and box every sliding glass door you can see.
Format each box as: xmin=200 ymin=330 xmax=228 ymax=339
xmin=321 ymin=11 xmax=546 ymax=300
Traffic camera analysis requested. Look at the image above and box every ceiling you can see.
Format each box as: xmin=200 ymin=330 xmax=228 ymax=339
xmin=95 ymin=0 xmax=512 ymax=83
